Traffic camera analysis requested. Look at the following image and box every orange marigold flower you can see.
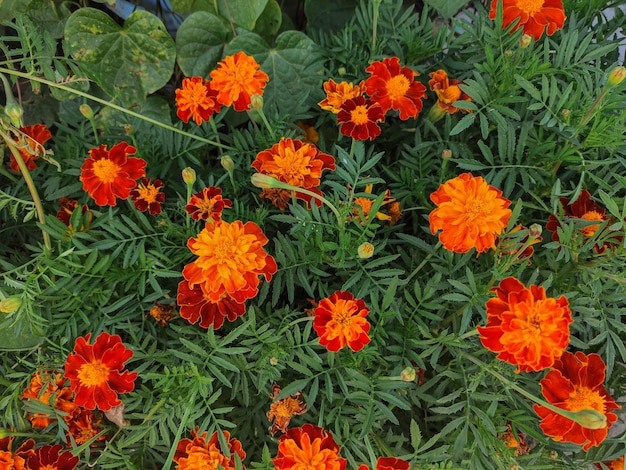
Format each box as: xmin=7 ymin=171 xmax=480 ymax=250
xmin=174 ymin=427 xmax=246 ymax=470
xmin=251 ymin=137 xmax=336 ymax=210
xmin=176 ymin=279 xmax=246 ymax=330
xmin=130 ymin=177 xmax=165 ymax=215
xmin=477 ymin=277 xmax=572 ymax=372
xmin=489 ymin=0 xmax=566 ymax=41
xmin=175 ymin=76 xmax=221 ymax=125
xmin=80 ymin=142 xmax=146 ymax=207
xmin=147 ymin=301 xmax=177 ymax=327
xmin=210 ymin=51 xmax=269 ymax=112
xmin=295 ymin=120 xmax=319 ymax=145
xmin=428 ymin=69 xmax=472 ymax=114
xmin=65 ymin=408 xmax=106 ymax=446
xmin=182 ymin=220 xmax=277 ymax=304
xmin=185 ymin=186 xmax=232 ymax=222
xmin=500 ymin=422 xmax=529 ymax=456
xmin=272 ymin=424 xmax=347 ymax=470
xmin=365 ymin=57 xmax=427 ymax=120
xmin=352 ymin=184 xmax=401 ymax=225
xmin=594 ymin=456 xmax=625 ymax=470
xmin=429 ymin=173 xmax=512 ymax=253
xmin=534 ymin=351 xmax=620 ymax=451
xmin=313 ymin=290 xmax=371 ymax=352
xmin=546 ymin=189 xmax=620 ymax=254
xmin=9 ymin=124 xmax=52 ymax=172
xmin=267 ymin=383 xmax=307 ymax=436
xmin=64 ymin=332 xmax=138 ymax=411
xmin=26 ymin=444 xmax=79 ymax=470
xmin=0 ymin=436 xmax=35 ymax=469
xmin=318 ymin=79 xmax=366 ymax=114
xmin=337 ymin=96 xmax=385 ymax=141
xmin=21 ymin=370 xmax=76 ymax=429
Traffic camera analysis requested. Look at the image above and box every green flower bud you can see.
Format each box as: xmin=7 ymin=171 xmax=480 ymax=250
xmin=571 ymin=408 xmax=607 ymax=430
xmin=0 ymin=296 xmax=22 ymax=314
xmin=4 ymin=103 xmax=24 ymax=128
xmin=220 ymin=156 xmax=235 ymax=174
xmin=182 ymin=167 xmax=196 ymax=185
xmin=608 ymin=66 xmax=626 ymax=86
xmin=358 ymin=242 xmax=374 ymax=259
xmin=79 ymin=104 xmax=94 ymax=120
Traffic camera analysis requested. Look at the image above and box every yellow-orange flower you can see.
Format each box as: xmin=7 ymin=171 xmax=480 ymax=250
xmin=147 ymin=301 xmax=177 ymax=327
xmin=175 ymin=76 xmax=221 ymax=125
xmin=251 ymin=137 xmax=335 ymax=210
xmin=174 ymin=427 xmax=246 ymax=470
xmin=313 ymin=291 xmax=371 ymax=352
xmin=352 ymin=184 xmax=401 ymax=225
xmin=429 ymin=173 xmax=512 ymax=253
xmin=267 ymin=383 xmax=307 ymax=435
xmin=595 ymin=456 xmax=624 ymax=470
xmin=272 ymin=424 xmax=347 ymax=470
xmin=210 ymin=51 xmax=269 ymax=111
xmin=477 ymin=277 xmax=572 ymax=372
xmin=21 ymin=370 xmax=76 ymax=429
xmin=318 ymin=79 xmax=366 ymax=114
xmin=182 ymin=220 xmax=277 ymax=304
xmin=428 ymin=69 xmax=472 ymax=114
xmin=130 ymin=177 xmax=165 ymax=215
xmin=500 ymin=422 xmax=529 ymax=456
xmin=65 ymin=407 xmax=106 ymax=446
xmin=295 ymin=120 xmax=319 ymax=145
xmin=489 ymin=0 xmax=566 ymax=41
xmin=0 ymin=436 xmax=35 ymax=469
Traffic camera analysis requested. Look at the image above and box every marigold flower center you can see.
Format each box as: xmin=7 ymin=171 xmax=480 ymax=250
xmin=465 ymin=199 xmax=487 ymax=220
xmin=350 ymin=105 xmax=370 ymax=125
xmin=579 ymin=211 xmax=604 ymax=236
xmin=515 ymin=0 xmax=544 ymax=14
xmin=439 ymin=85 xmax=462 ymax=104
xmin=77 ymin=360 xmax=110 ymax=387
xmin=180 ymin=445 xmax=228 ymax=470
xmin=136 ymin=183 xmax=160 ymax=204
xmin=386 ymin=74 xmax=411 ymax=101
xmin=566 ymin=386 xmax=607 ymax=414
xmin=274 ymin=148 xmax=311 ymax=185
xmin=92 ymin=159 xmax=122 ymax=184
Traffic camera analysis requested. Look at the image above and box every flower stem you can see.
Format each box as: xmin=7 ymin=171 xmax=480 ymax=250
xmin=371 ymin=0 xmax=382 ymax=57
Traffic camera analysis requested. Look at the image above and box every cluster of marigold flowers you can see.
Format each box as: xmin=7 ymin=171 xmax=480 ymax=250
xmin=3 ymin=332 xmax=137 ymax=468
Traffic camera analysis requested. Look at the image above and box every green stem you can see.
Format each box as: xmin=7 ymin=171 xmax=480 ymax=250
xmin=0 ymin=67 xmax=235 ymax=151
xmin=404 ymin=241 xmax=441 ymax=285
xmin=371 ymin=0 xmax=382 ymax=57
xmin=162 ymin=389 xmax=197 ymax=470
xmin=0 ymin=129 xmax=51 ymax=252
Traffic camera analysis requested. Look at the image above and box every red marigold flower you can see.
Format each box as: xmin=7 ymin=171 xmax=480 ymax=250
xmin=175 ymin=76 xmax=221 ymax=125
xmin=251 ymin=137 xmax=336 ymax=210
xmin=477 ymin=277 xmax=572 ymax=372
xmin=365 ymin=57 xmax=427 ymax=120
xmin=80 ymin=142 xmax=146 ymax=207
xmin=182 ymin=220 xmax=277 ymax=304
xmin=210 ymin=51 xmax=269 ymax=112
xmin=546 ymin=189 xmax=620 ymax=254
xmin=429 ymin=173 xmax=512 ymax=253
xmin=56 ymin=197 xmax=90 ymax=228
xmin=489 ymin=0 xmax=566 ymax=41
xmin=337 ymin=96 xmax=385 ymax=141
xmin=272 ymin=424 xmax=347 ymax=470
xmin=130 ymin=177 xmax=165 ymax=215
xmin=173 ymin=427 xmax=246 ymax=470
xmin=64 ymin=332 xmax=138 ymax=411
xmin=318 ymin=79 xmax=366 ymax=114
xmin=26 ymin=444 xmax=79 ymax=470
xmin=0 ymin=436 xmax=35 ymax=468
xmin=428 ymin=69 xmax=472 ymax=114
xmin=9 ymin=123 xmax=52 ymax=172
xmin=313 ymin=290 xmax=371 ymax=352
xmin=534 ymin=351 xmax=620 ymax=451
xmin=21 ymin=370 xmax=76 ymax=429
xmin=267 ymin=383 xmax=307 ymax=436
xmin=176 ymin=279 xmax=246 ymax=330
xmin=65 ymin=407 xmax=106 ymax=446
xmin=185 ymin=186 xmax=232 ymax=221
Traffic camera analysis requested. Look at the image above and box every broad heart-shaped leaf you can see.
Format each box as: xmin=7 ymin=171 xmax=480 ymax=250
xmin=170 ymin=0 xmax=215 ymax=15
xmin=216 ymin=0 xmax=268 ymax=30
xmin=225 ymin=31 xmax=323 ymax=116
xmin=423 ymin=0 xmax=467 ymax=18
xmin=176 ymin=11 xmax=232 ymax=78
xmin=64 ymin=8 xmax=175 ymax=106
xmin=304 ymin=0 xmax=358 ymax=32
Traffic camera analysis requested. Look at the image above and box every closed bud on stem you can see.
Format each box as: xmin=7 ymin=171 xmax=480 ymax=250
xmin=338 ymin=67 xmax=347 ymax=76
xmin=607 ymin=66 xmax=626 ymax=86
xmin=250 ymin=94 xmax=264 ymax=111
xmin=400 ymin=366 xmax=416 ymax=382
xmin=528 ymin=223 xmax=542 ymax=238
xmin=79 ymin=104 xmax=94 ymax=120
xmin=4 ymin=103 xmax=24 ymax=128
xmin=570 ymin=408 xmax=607 ymax=430
xmin=251 ymin=173 xmax=282 ymax=189
xmin=220 ymin=155 xmax=235 ymax=173
xmin=182 ymin=167 xmax=196 ymax=185
xmin=0 ymin=296 xmax=22 ymax=314
xmin=441 ymin=149 xmax=452 ymax=160
xmin=357 ymin=242 xmax=374 ymax=259
xmin=519 ymin=34 xmax=532 ymax=48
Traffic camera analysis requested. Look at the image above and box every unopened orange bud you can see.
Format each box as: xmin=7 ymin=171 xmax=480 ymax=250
xmin=251 ymin=173 xmax=281 ymax=189
xmin=608 ymin=66 xmax=626 ymax=86
xmin=528 ymin=223 xmax=542 ymax=238
xmin=441 ymin=149 xmax=452 ymax=159
xmin=571 ymin=408 xmax=607 ymax=430
xmin=401 ymin=367 xmax=416 ymax=382
xmin=250 ymin=94 xmax=264 ymax=111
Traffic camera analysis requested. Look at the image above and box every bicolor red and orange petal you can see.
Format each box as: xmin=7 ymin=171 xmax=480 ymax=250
xmin=21 ymin=370 xmax=76 ymax=429
xmin=337 ymin=96 xmax=385 ymax=141
xmin=10 ymin=123 xmax=52 ymax=172
xmin=267 ymin=383 xmax=307 ymax=435
xmin=318 ymin=79 xmax=366 ymax=114
xmin=428 ymin=69 xmax=472 ymax=114
xmin=130 ymin=177 xmax=165 ymax=215
xmin=313 ymin=291 xmax=371 ymax=352
xmin=185 ymin=186 xmax=232 ymax=221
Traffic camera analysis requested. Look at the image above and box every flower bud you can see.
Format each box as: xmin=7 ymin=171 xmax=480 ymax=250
xmin=182 ymin=167 xmax=196 ymax=185
xmin=338 ymin=67 xmax=347 ymax=76
xmin=251 ymin=173 xmax=281 ymax=189
xmin=4 ymin=103 xmax=24 ymax=128
xmin=0 ymin=296 xmax=22 ymax=314
xmin=269 ymin=356 xmax=279 ymax=366
xmin=441 ymin=149 xmax=452 ymax=160
xmin=79 ymin=104 xmax=94 ymax=120
xmin=561 ymin=109 xmax=571 ymax=117
xmin=357 ymin=242 xmax=374 ymax=259
xmin=400 ymin=367 xmax=416 ymax=382
xmin=519 ymin=34 xmax=532 ymax=49
xmin=571 ymin=408 xmax=607 ymax=430
xmin=528 ymin=223 xmax=542 ymax=238
xmin=220 ymin=156 xmax=234 ymax=173
xmin=548 ymin=450 xmax=558 ymax=459
xmin=607 ymin=66 xmax=626 ymax=86
xmin=250 ymin=94 xmax=264 ymax=111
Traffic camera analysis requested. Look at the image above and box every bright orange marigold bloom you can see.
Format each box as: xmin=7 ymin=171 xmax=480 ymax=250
xmin=9 ymin=123 xmax=52 ymax=172
xmin=251 ymin=137 xmax=336 ymax=210
xmin=337 ymin=96 xmax=385 ymax=141
xmin=365 ymin=57 xmax=427 ymax=120
xmin=80 ymin=142 xmax=146 ymax=207
xmin=176 ymin=279 xmax=246 ymax=330
xmin=594 ymin=456 xmax=625 ymax=470
xmin=428 ymin=69 xmax=472 ymax=114
xmin=273 ymin=424 xmax=347 ymax=470
xmin=534 ymin=351 xmax=620 ymax=451
xmin=318 ymin=79 xmax=366 ymax=114
xmin=185 ymin=186 xmax=232 ymax=222
xmin=64 ymin=332 xmax=138 ymax=411
xmin=267 ymin=383 xmax=307 ymax=436
xmin=26 ymin=444 xmax=79 ymax=470
xmin=182 ymin=220 xmax=277 ymax=304
xmin=489 ymin=0 xmax=566 ymax=41
xmin=130 ymin=177 xmax=165 ymax=215
xmin=21 ymin=370 xmax=76 ymax=429
xmin=429 ymin=173 xmax=512 ymax=253
xmin=0 ymin=435 xmax=35 ymax=469
xmin=313 ymin=291 xmax=371 ymax=352
xmin=477 ymin=277 xmax=572 ymax=372
xmin=174 ymin=427 xmax=246 ymax=470
xmin=175 ymin=76 xmax=221 ymax=125
xmin=210 ymin=51 xmax=269 ymax=112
